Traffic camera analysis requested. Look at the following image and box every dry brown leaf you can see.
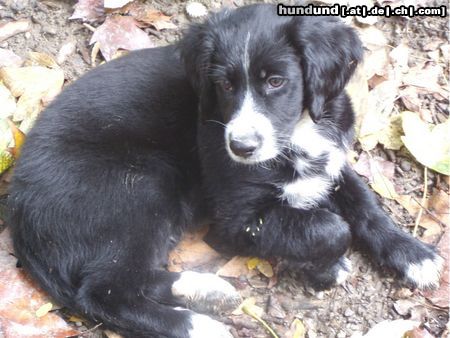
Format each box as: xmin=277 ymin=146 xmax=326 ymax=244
xmin=346 ymin=63 xmax=369 ymax=137
xmin=90 ymin=16 xmax=154 ymax=61
xmin=363 ymin=48 xmax=390 ymax=80
xmin=402 ymin=63 xmax=446 ymax=95
xmin=217 ymin=256 xmax=252 ymax=278
xmin=0 ymin=19 xmax=31 ymax=42
xmin=0 ymin=229 xmax=80 ymax=337
xmin=70 ymin=0 xmax=105 ymax=23
xmin=132 ymin=8 xmax=177 ymax=31
xmin=353 ymin=152 xmax=395 ymax=181
xmin=423 ymin=229 xmax=449 ymax=308
xmin=399 ymin=86 xmax=421 ymax=113
xmin=378 ymin=114 xmax=404 ymax=150
xmin=167 ymin=227 xmax=222 ymax=273
xmin=25 ymin=52 xmax=59 ymax=69
xmin=0 ymin=82 xmax=16 ymax=119
xmin=389 ymin=43 xmax=409 ymax=73
xmin=358 ymin=26 xmax=388 ymax=51
xmin=0 ymin=66 xmax=64 ymax=131
xmin=0 ymin=48 xmax=23 ymax=68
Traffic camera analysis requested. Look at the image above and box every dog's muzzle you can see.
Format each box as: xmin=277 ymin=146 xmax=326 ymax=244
xmin=229 ymin=132 xmax=262 ymax=158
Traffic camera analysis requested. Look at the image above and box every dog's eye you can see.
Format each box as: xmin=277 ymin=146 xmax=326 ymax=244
xmin=267 ymin=76 xmax=285 ymax=89
xmin=221 ymin=80 xmax=233 ymax=92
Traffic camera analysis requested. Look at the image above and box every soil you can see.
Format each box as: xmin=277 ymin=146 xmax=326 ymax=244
xmin=0 ymin=0 xmax=448 ymax=337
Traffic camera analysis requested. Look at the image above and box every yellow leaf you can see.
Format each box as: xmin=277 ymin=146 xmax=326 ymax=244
xmin=257 ymin=259 xmax=274 ymax=278
xmin=25 ymin=52 xmax=59 ymax=69
xmin=7 ymin=119 xmax=25 ymax=158
xmin=247 ymin=257 xmax=259 ymax=270
xmin=232 ymin=297 xmax=263 ymax=317
xmin=370 ymin=171 xmax=399 ymax=199
xmin=68 ymin=315 xmax=84 ymax=323
xmin=35 ymin=302 xmax=53 ymax=318
xmin=291 ymin=318 xmax=306 ymax=338
xmin=401 ymin=111 xmax=450 ymax=175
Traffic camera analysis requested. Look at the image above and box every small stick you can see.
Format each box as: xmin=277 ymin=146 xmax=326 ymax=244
xmin=413 ymin=167 xmax=428 ymax=237
xmin=242 ymin=303 xmax=279 ymax=338
xmin=82 ymin=23 xmax=96 ymax=32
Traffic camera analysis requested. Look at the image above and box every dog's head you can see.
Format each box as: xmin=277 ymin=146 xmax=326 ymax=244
xmin=181 ymin=4 xmax=362 ymax=164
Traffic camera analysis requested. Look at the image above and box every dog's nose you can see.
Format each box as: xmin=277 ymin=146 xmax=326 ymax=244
xmin=229 ymin=135 xmax=261 ymax=158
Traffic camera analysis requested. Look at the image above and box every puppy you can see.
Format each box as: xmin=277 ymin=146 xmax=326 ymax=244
xmin=8 ymin=4 xmax=443 ymax=338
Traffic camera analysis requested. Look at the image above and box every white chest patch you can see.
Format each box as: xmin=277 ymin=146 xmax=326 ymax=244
xmin=281 ymin=176 xmax=332 ymax=209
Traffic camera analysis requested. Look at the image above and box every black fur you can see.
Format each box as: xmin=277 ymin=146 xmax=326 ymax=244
xmin=8 ymin=4 xmax=441 ymax=338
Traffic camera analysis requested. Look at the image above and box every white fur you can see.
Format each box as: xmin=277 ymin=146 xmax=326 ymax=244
xmin=189 ymin=314 xmax=232 ymax=338
xmin=326 ymin=148 xmax=347 ymax=179
xmin=225 ymin=92 xmax=278 ymax=164
xmin=281 ymin=176 xmax=331 ymax=209
xmin=335 ymin=257 xmax=352 ymax=285
xmin=291 ymin=113 xmax=335 ymax=157
xmin=406 ymin=255 xmax=444 ymax=289
xmin=172 ymin=271 xmax=237 ymax=302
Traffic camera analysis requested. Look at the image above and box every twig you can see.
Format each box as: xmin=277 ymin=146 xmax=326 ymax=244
xmin=413 ymin=167 xmax=428 ymax=237
xmin=242 ymin=304 xmax=279 ymax=338
xmin=82 ymin=23 xmax=96 ymax=33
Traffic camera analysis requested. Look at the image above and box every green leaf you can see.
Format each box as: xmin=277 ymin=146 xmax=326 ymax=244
xmin=401 ymin=111 xmax=450 ymax=176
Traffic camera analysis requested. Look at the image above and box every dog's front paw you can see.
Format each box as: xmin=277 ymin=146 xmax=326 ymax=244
xmin=172 ymin=271 xmax=241 ymax=314
xmin=304 ymin=256 xmax=353 ymax=290
xmin=403 ymin=252 xmax=444 ymax=289
xmin=189 ymin=313 xmax=233 ymax=338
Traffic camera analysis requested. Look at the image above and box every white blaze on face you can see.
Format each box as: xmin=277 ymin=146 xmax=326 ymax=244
xmin=225 ymin=91 xmax=278 ymax=164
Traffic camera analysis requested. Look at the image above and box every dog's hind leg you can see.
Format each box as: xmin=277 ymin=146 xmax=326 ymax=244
xmin=332 ymin=165 xmax=443 ymax=289
xmin=73 ymin=268 xmax=235 ymax=338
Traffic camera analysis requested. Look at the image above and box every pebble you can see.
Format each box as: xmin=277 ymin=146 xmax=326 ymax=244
xmin=344 ymin=308 xmax=354 ymax=317
xmin=400 ymin=159 xmax=412 ymax=172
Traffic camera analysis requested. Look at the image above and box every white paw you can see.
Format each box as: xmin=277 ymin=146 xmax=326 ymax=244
xmin=172 ymin=271 xmax=241 ymax=313
xmin=189 ymin=314 xmax=232 ymax=338
xmin=335 ymin=257 xmax=352 ymax=285
xmin=405 ymin=254 xmax=444 ymax=289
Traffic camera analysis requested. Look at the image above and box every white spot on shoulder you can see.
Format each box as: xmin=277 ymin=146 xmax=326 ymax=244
xmin=189 ymin=314 xmax=232 ymax=338
xmin=225 ymin=91 xmax=278 ymax=164
xmin=281 ymin=176 xmax=331 ymax=209
xmin=172 ymin=271 xmax=238 ymax=303
xmin=291 ymin=112 xmax=334 ymax=157
xmin=406 ymin=255 xmax=444 ymax=289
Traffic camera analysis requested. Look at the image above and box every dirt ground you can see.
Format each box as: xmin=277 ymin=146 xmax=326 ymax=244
xmin=0 ymin=0 xmax=448 ymax=337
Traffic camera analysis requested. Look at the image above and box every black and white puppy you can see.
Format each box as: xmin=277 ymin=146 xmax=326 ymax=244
xmin=8 ymin=4 xmax=443 ymax=338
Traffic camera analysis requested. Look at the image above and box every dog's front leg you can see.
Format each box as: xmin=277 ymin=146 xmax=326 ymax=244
xmin=206 ymin=205 xmax=353 ymax=290
xmin=333 ymin=165 xmax=443 ymax=289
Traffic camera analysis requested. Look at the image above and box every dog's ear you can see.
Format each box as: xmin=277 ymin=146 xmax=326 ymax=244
xmin=288 ymin=17 xmax=363 ymax=122
xmin=179 ymin=21 xmax=216 ymax=123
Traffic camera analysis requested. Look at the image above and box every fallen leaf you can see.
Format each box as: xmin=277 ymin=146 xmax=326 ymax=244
xmin=246 ymin=257 xmax=274 ymax=278
xmin=363 ymin=47 xmax=389 ymax=80
xmin=0 ymin=48 xmax=23 ymax=68
xmin=0 ymin=66 xmax=64 ymax=131
xmin=167 ymin=227 xmax=222 ymax=273
xmin=401 ymin=111 xmax=450 ymax=175
xmin=361 ymin=319 xmax=420 ymax=338
xmin=290 ymin=318 xmax=306 ymax=338
xmin=393 ymin=298 xmax=416 ymax=316
xmin=0 ymin=82 xmax=16 ymax=119
xmin=423 ymin=229 xmax=449 ymax=308
xmin=371 ymin=171 xmax=399 ymax=200
xmin=358 ymin=26 xmax=388 ymax=51
xmin=25 ymin=52 xmax=59 ymax=69
xmin=7 ymin=119 xmax=25 ymax=158
xmin=403 ymin=63 xmax=446 ymax=95
xmin=90 ymin=16 xmax=154 ymax=61
xmin=346 ymin=63 xmax=369 ymax=137
xmin=35 ymin=303 xmax=53 ymax=318
xmin=0 ymin=228 xmax=80 ymax=337
xmin=399 ymin=86 xmax=422 ymax=113
xmin=0 ymin=119 xmax=13 ymax=175
xmin=378 ymin=114 xmax=404 ymax=150
xmin=70 ymin=0 xmax=105 ymax=23
xmin=217 ymin=256 xmax=253 ymax=278
xmin=353 ymin=152 xmax=395 ymax=181
xmin=129 ymin=7 xmax=177 ymax=31
xmin=0 ymin=20 xmax=31 ymax=42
